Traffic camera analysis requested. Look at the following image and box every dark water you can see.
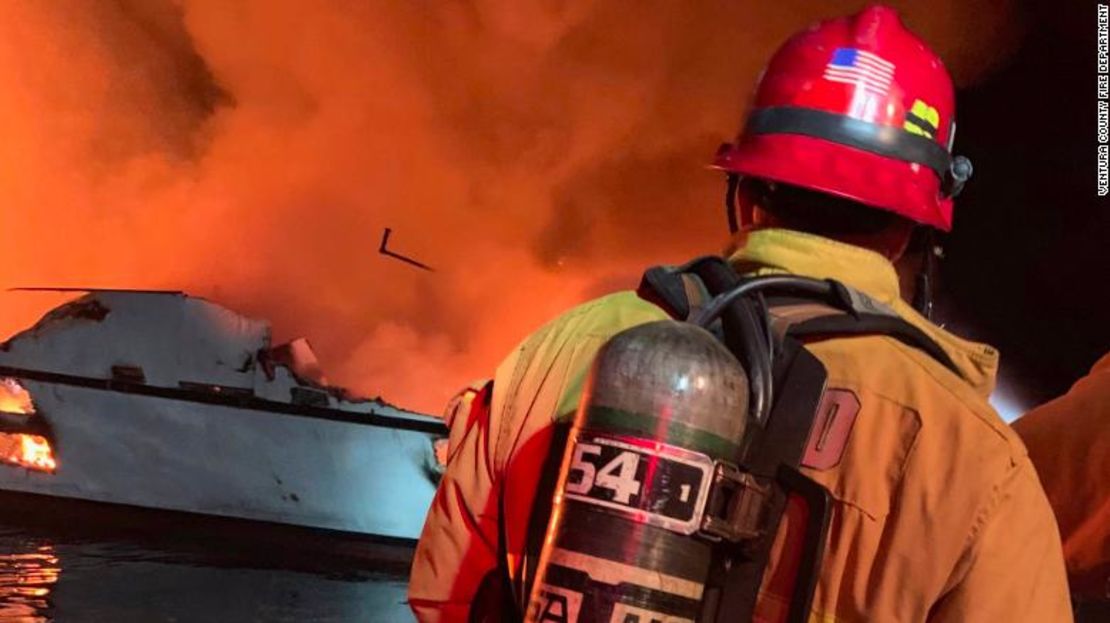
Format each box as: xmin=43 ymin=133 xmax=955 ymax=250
xmin=0 ymin=522 xmax=414 ymax=622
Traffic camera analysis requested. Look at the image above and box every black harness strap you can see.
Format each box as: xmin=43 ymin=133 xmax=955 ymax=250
xmin=702 ymin=337 xmax=831 ymax=623
xmin=641 ymin=264 xmax=961 ymax=382
xmin=639 ymin=266 xmax=710 ymax=322
xmin=788 ymin=312 xmax=960 ymax=376
xmin=685 ymin=258 xmax=777 ymax=427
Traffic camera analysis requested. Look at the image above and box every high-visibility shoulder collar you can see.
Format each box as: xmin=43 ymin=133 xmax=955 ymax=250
xmin=726 ymin=228 xmax=999 ymax=397
xmin=727 ymin=228 xmax=901 ymax=302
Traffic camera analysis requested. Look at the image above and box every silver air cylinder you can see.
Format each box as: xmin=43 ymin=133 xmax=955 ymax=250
xmin=526 ymin=320 xmax=753 ymax=623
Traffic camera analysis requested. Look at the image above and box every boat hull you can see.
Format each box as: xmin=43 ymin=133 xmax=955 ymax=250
xmin=0 ymin=377 xmax=442 ymax=541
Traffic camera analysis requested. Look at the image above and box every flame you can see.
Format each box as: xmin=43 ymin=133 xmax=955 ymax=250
xmin=0 ymin=1 xmax=1022 ymax=414
xmin=0 ymin=379 xmax=55 ymax=472
xmin=0 ymin=379 xmax=34 ymax=415
xmin=0 ymin=434 xmax=56 ymax=473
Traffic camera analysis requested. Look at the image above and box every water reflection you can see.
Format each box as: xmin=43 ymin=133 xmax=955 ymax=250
xmin=0 ymin=531 xmax=58 ymax=623
xmin=0 ymin=523 xmax=414 ymax=622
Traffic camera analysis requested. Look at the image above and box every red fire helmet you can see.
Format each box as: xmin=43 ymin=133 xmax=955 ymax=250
xmin=713 ymin=4 xmax=972 ymax=231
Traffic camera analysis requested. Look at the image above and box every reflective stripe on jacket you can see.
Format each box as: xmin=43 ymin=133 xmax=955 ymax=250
xmin=409 ymin=228 xmax=1072 ymax=622
xmin=1014 ymin=352 xmax=1110 ymax=600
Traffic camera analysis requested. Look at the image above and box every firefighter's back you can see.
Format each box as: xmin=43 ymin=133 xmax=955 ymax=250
xmin=778 ymin=331 xmax=1071 ymax=621
xmin=410 ymin=273 xmax=1072 ymax=621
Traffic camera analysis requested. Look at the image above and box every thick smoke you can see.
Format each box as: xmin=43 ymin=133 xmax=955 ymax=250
xmin=0 ymin=1 xmax=1022 ymax=412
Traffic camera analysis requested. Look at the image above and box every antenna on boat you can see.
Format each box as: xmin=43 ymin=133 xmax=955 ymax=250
xmin=379 ymin=228 xmax=434 ymax=272
xmin=8 ymin=287 xmax=184 ymax=295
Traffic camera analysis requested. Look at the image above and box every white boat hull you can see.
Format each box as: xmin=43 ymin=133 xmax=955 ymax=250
xmin=0 ymin=378 xmax=441 ymax=541
xmin=0 ymin=291 xmax=446 ymax=544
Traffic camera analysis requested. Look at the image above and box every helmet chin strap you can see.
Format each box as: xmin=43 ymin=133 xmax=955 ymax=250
xmin=911 ymin=229 xmax=944 ymax=321
xmin=725 ymin=173 xmax=757 ymax=234
xmin=725 ymin=173 xmax=741 ymax=234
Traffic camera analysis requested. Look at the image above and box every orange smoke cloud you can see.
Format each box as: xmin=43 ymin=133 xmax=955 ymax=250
xmin=0 ymin=1 xmax=1022 ymax=413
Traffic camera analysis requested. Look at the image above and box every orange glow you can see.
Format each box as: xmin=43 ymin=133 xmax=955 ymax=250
xmin=0 ymin=434 xmax=57 ymax=473
xmin=0 ymin=379 xmax=55 ymax=472
xmin=0 ymin=378 xmax=34 ymax=415
xmin=0 ymin=2 xmax=1020 ymax=414
xmin=0 ymin=543 xmax=58 ymax=620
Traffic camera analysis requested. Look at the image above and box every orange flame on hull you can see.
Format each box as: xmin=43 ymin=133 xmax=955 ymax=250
xmin=0 ymin=378 xmax=34 ymax=415
xmin=0 ymin=379 xmax=57 ymax=473
xmin=11 ymin=435 xmax=56 ymax=472
xmin=0 ymin=434 xmax=57 ymax=473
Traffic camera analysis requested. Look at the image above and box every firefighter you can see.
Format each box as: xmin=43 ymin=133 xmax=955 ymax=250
xmin=1013 ymin=352 xmax=1110 ymax=619
xmin=410 ymin=5 xmax=1071 ymax=621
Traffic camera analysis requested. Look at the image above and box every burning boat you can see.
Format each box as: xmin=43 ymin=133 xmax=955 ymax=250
xmin=0 ymin=290 xmax=446 ymax=550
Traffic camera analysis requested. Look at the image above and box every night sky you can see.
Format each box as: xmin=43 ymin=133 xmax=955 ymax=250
xmin=943 ymin=1 xmax=1109 ymax=407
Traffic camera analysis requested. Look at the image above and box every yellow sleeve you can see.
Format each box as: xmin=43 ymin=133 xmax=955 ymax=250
xmin=407 ymin=319 xmax=555 ymax=622
xmin=408 ymin=292 xmax=667 ymax=622
xmin=928 ymin=457 xmax=1073 ymax=623
xmin=407 ymin=374 xmax=503 ymax=622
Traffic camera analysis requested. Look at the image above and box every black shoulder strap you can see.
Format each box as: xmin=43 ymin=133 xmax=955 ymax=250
xmin=638 ymin=264 xmax=712 ymax=321
xmin=701 ymin=337 xmax=832 ymax=623
xmin=637 ymin=261 xmax=962 ymax=378
xmin=789 ymin=312 xmax=959 ymax=374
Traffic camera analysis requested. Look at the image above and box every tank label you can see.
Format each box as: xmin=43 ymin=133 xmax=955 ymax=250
xmin=610 ymin=602 xmax=695 ymax=623
xmin=563 ymin=433 xmax=714 ymax=535
xmin=529 ymin=583 xmax=583 ymax=622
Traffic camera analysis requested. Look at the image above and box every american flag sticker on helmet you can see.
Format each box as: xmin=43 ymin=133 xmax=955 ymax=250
xmin=823 ymin=47 xmax=895 ymax=95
